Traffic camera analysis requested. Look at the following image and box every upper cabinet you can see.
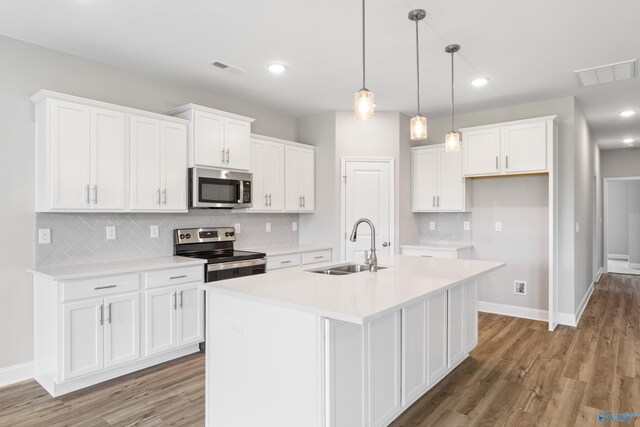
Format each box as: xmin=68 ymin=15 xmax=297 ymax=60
xmin=168 ymin=104 xmax=255 ymax=171
xmin=32 ymin=90 xmax=188 ymax=213
xmin=285 ymin=145 xmax=315 ymax=212
xmin=461 ymin=116 xmax=556 ymax=177
xmin=412 ymin=144 xmax=464 ymax=212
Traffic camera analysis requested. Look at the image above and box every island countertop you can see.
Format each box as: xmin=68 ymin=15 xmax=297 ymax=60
xmin=202 ymin=255 xmax=504 ymax=324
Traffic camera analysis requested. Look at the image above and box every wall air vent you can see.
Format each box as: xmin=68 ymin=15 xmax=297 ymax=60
xmin=574 ymin=59 xmax=637 ymax=87
xmin=209 ymin=60 xmax=245 ymax=74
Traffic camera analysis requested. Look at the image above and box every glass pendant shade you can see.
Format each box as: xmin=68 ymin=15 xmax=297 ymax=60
xmin=354 ymin=88 xmax=375 ymax=121
xmin=445 ymin=131 xmax=461 ymax=152
xmin=410 ymin=115 xmax=428 ymax=140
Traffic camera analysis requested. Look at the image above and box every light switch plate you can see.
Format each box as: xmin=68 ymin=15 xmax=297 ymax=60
xmin=38 ymin=228 xmax=51 ymax=244
xmin=463 ymin=221 xmax=471 ymax=231
xmin=150 ymin=225 xmax=159 ymax=238
xmin=429 ymin=221 xmax=436 ymax=231
xmin=234 ymin=223 xmax=241 ymax=234
xmin=292 ymin=221 xmax=298 ymax=231
xmin=265 ymin=222 xmax=271 ymax=232
xmin=575 ymin=222 xmax=580 ymax=233
xmin=106 ymin=226 xmax=116 ymax=240
xmin=495 ymin=222 xmax=502 ymax=232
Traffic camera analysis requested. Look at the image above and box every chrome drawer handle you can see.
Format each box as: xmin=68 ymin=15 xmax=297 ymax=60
xmin=170 ymin=275 xmax=187 ymax=280
xmin=281 ymin=260 xmax=292 ymax=264
xmin=95 ymin=285 xmax=117 ymax=290
xmin=314 ymin=256 xmax=324 ymax=259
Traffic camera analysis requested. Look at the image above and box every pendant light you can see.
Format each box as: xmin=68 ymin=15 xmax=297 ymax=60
xmin=408 ymin=9 xmax=427 ymax=140
xmin=445 ymin=44 xmax=461 ymax=152
xmin=354 ymin=0 xmax=374 ymax=120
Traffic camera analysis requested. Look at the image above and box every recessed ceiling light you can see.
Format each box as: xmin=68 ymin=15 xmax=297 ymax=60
xmin=267 ymin=63 xmax=286 ymax=74
xmin=471 ymin=77 xmax=489 ymax=87
xmin=620 ymin=110 xmax=636 ymax=118
xmin=624 ymin=138 xmax=634 ymax=143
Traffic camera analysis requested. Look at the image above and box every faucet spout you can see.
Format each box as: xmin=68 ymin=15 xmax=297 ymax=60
xmin=349 ymin=218 xmax=378 ymax=272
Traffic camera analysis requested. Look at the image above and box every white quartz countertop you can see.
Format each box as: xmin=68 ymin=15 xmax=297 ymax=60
xmin=401 ymin=243 xmax=473 ymax=251
xmin=202 ymin=255 xmax=504 ymax=324
xmin=239 ymin=244 xmax=333 ymax=257
xmin=28 ymin=256 xmax=206 ymax=281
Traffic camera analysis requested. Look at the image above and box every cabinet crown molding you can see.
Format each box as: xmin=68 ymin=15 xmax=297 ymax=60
xmin=167 ymin=103 xmax=255 ymax=123
xmin=457 ymin=115 xmax=558 ymax=133
xmin=251 ymin=133 xmax=315 ymax=150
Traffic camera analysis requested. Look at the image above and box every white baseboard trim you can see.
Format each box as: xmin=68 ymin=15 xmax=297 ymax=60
xmin=0 ymin=361 xmax=33 ymax=388
xmin=608 ymin=254 xmax=629 ymax=261
xmin=555 ymin=312 xmax=576 ymax=327
xmin=478 ymin=301 xmax=548 ymax=322
xmin=574 ymin=281 xmax=595 ymax=326
xmin=596 ymin=267 xmax=604 ymax=282
xmin=628 ymin=262 xmax=640 ymax=270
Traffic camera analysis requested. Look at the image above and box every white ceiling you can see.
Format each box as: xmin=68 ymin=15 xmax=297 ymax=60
xmin=1 ymin=0 xmax=639 ymax=149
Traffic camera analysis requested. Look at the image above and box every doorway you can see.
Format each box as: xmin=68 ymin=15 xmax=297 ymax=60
xmin=604 ymin=177 xmax=640 ymax=275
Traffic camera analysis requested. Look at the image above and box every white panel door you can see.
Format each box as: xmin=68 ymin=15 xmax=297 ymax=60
xmin=194 ymin=111 xmax=224 ymax=168
xmin=130 ymin=115 xmax=161 ymax=210
xmin=437 ymin=148 xmax=464 ymax=211
xmin=104 ymin=292 xmax=140 ymax=368
xmin=285 ymin=146 xmax=302 ymax=211
xmin=249 ymin=139 xmax=267 ymax=210
xmin=412 ymin=148 xmax=437 ymax=212
xmin=90 ymin=107 xmax=126 ymax=210
xmin=401 ymin=298 xmax=428 ymax=406
xmin=224 ymin=118 xmax=251 ymax=170
xmin=265 ymin=142 xmax=285 ymax=211
xmin=144 ymin=288 xmax=177 ymax=356
xmin=448 ymin=285 xmax=466 ymax=368
xmin=463 ymin=128 xmax=501 ymax=176
xmin=502 ymin=121 xmax=547 ymax=173
xmin=427 ymin=290 xmax=447 ymax=384
xmin=299 ymin=148 xmax=315 ymax=211
xmin=325 ymin=319 xmax=364 ymax=427
xmin=344 ymin=160 xmax=392 ymax=261
xmin=465 ymin=280 xmax=478 ymax=353
xmin=50 ymin=99 xmax=91 ymax=209
xmin=160 ymin=121 xmax=187 ymax=211
xmin=176 ymin=284 xmax=204 ymax=347
xmin=62 ymin=298 xmax=104 ymax=380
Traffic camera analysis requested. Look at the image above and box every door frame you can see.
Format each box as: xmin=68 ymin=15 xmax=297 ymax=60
xmin=340 ymin=157 xmax=395 ymax=261
xmin=602 ymin=176 xmax=640 ymax=274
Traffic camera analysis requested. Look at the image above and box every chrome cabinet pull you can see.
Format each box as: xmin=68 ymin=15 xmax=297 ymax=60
xmin=302 ymin=196 xmax=305 ymax=208
xmin=437 ymin=195 xmax=440 ymax=207
xmin=162 ymin=189 xmax=167 ymax=205
xmin=170 ymin=275 xmax=187 ymax=280
xmin=157 ymin=189 xmax=161 ymax=206
xmin=99 ymin=305 xmax=104 ymax=326
xmin=496 ymin=156 xmax=499 ymax=170
xmin=107 ymin=303 xmax=112 ymax=324
xmin=221 ymin=149 xmax=225 ymax=164
xmin=433 ymin=196 xmax=436 ymax=207
xmin=95 ymin=285 xmax=117 ymax=290
xmin=298 ymin=196 xmax=302 ymax=208
xmin=92 ymin=185 xmax=98 ymax=204
xmin=265 ymin=194 xmax=268 ymax=206
xmin=226 ymin=149 xmax=230 ymax=164
xmin=173 ymin=292 xmax=177 ymax=310
xmin=268 ymin=194 xmax=272 ymax=207
xmin=179 ymin=291 xmax=183 ymax=308
xmin=314 ymin=255 xmax=324 ymax=259
xmin=281 ymin=260 xmax=292 ymax=264
xmin=506 ymin=155 xmax=509 ymax=169
xmin=85 ymin=185 xmax=90 ymax=205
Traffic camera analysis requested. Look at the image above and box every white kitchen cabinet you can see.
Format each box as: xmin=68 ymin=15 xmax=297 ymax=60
xmin=412 ymin=144 xmax=464 ymax=212
xmin=447 ymin=284 xmax=466 ymax=368
xmin=401 ymin=245 xmax=473 ymax=259
xmin=465 ymin=280 xmax=478 ymax=353
xmin=265 ymin=248 xmax=333 ymax=271
xmin=168 ymin=104 xmax=255 ymax=170
xmin=176 ymin=283 xmax=204 ymax=347
xmin=129 ymin=115 xmax=187 ymax=212
xmin=91 ymin=108 xmax=127 ymax=210
xmin=62 ymin=298 xmax=104 ymax=380
xmin=461 ymin=116 xmax=556 ymax=177
xmin=401 ymin=299 xmax=428 ymax=406
xmin=285 ymin=145 xmax=315 ymax=212
xmin=104 ymin=292 xmax=140 ymax=368
xmin=248 ymin=137 xmax=285 ymax=212
xmin=427 ymin=290 xmax=448 ymax=384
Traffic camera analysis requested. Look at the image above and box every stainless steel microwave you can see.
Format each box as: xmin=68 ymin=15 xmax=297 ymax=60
xmin=189 ymin=167 xmax=252 ymax=209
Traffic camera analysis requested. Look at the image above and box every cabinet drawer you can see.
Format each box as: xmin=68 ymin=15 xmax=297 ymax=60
xmin=401 ymin=248 xmax=456 ymax=259
xmin=143 ymin=266 xmax=203 ymax=289
xmin=302 ymin=250 xmax=332 ymax=265
xmin=61 ymin=274 xmax=139 ymax=302
xmin=267 ymin=253 xmax=301 ymax=271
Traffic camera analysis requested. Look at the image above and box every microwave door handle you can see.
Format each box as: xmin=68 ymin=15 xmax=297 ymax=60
xmin=238 ymin=181 xmax=244 ymax=203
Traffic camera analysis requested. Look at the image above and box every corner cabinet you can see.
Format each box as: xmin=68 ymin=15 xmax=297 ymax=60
xmin=412 ymin=144 xmax=464 ymax=212
xmin=31 ymin=90 xmax=189 ymax=213
xmin=168 ymin=104 xmax=255 ymax=171
xmin=461 ymin=116 xmax=557 ymax=177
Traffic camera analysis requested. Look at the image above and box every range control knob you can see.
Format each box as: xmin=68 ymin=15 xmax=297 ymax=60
xmin=224 ymin=232 xmax=230 ymax=237
xmin=229 ymin=232 xmax=235 ymax=237
xmin=185 ymin=234 xmax=191 ymax=239
xmin=179 ymin=234 xmax=185 ymax=239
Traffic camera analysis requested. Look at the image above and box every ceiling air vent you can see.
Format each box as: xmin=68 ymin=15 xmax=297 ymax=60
xmin=575 ymin=59 xmax=637 ymax=87
xmin=209 ymin=60 xmax=245 ymax=74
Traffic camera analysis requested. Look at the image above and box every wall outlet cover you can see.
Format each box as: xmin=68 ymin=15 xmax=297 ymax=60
xmin=514 ymin=280 xmax=527 ymax=295
xmin=234 ymin=223 xmax=241 ymax=234
xmin=38 ymin=228 xmax=51 ymax=244
xmin=265 ymin=222 xmax=271 ymax=232
xmin=429 ymin=221 xmax=436 ymax=231
xmin=150 ymin=225 xmax=159 ymax=238
xmin=292 ymin=221 xmax=298 ymax=232
xmin=495 ymin=222 xmax=502 ymax=232
xmin=463 ymin=221 xmax=471 ymax=231
xmin=106 ymin=226 xmax=117 ymax=240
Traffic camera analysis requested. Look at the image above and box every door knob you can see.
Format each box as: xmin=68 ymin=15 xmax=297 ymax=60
xmin=382 ymin=242 xmax=389 ymax=247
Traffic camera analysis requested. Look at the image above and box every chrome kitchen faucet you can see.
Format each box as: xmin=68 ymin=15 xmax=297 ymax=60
xmin=349 ymin=218 xmax=378 ymax=272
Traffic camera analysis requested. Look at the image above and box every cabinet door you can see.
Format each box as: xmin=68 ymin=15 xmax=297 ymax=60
xmin=427 ymin=290 xmax=447 ymax=384
xmin=160 ymin=121 xmax=187 ymax=211
xmin=463 ymin=128 xmax=501 ymax=176
xmin=63 ymin=298 xmax=104 ymax=380
xmin=176 ymin=283 xmax=204 ymax=347
xmin=130 ymin=115 xmax=161 ymax=210
xmin=299 ymin=148 xmax=315 ymax=211
xmin=144 ymin=288 xmax=177 ymax=356
xmin=224 ymin=118 xmax=251 ymax=170
xmin=248 ymin=139 xmax=267 ymax=211
xmin=401 ymin=299 xmax=428 ymax=406
xmin=194 ymin=111 xmax=224 ymax=168
xmin=412 ymin=148 xmax=438 ymax=211
xmin=50 ymin=100 xmax=91 ymax=209
xmin=367 ymin=311 xmax=401 ymax=427
xmin=465 ymin=280 xmax=478 ymax=353
xmin=104 ymin=292 xmax=140 ymax=368
xmin=502 ymin=121 xmax=547 ymax=173
xmin=437 ymin=148 xmax=464 ymax=211
xmin=285 ymin=146 xmax=302 ymax=211
xmin=265 ymin=142 xmax=285 ymax=211
xmin=90 ymin=107 xmax=126 ymax=210
xmin=448 ymin=285 xmax=466 ymax=368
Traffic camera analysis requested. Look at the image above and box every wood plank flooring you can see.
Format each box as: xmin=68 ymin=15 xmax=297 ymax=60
xmin=1 ymin=273 xmax=638 ymax=426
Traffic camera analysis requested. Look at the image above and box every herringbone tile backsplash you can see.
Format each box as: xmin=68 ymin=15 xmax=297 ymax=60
xmin=36 ymin=210 xmax=299 ymax=267
xmin=419 ymin=212 xmax=472 ymax=244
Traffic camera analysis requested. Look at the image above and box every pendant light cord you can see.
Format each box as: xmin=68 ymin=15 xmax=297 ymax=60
xmin=415 ymin=19 xmax=421 ymax=116
xmin=450 ymin=50 xmax=455 ymax=132
xmin=362 ymin=0 xmax=366 ymax=89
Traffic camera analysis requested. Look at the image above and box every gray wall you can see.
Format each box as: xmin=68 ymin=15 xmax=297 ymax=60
xmin=0 ymin=35 xmax=299 ymax=370
xmin=606 ymin=181 xmax=629 ymax=256
xmin=601 ymin=147 xmax=640 ymax=178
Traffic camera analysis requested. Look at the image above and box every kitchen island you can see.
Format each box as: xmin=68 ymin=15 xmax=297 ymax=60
xmin=201 ymin=255 xmax=504 ymax=427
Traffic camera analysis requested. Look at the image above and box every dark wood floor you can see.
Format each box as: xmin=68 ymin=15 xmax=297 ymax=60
xmin=1 ymin=273 xmax=638 ymax=426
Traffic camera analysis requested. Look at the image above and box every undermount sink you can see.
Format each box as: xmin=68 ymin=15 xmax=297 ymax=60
xmin=308 ymin=263 xmax=387 ymax=275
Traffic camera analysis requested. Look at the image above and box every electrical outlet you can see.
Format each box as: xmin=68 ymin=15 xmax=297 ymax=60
xmin=495 ymin=222 xmax=502 ymax=232
xmin=234 ymin=223 xmax=241 ymax=234
xmin=150 ymin=225 xmax=159 ymax=238
xmin=106 ymin=226 xmax=116 ymax=240
xmin=575 ymin=222 xmax=580 ymax=233
xmin=463 ymin=221 xmax=471 ymax=231
xmin=514 ymin=280 xmax=527 ymax=295
xmin=429 ymin=221 xmax=436 ymax=231
xmin=265 ymin=222 xmax=271 ymax=232
xmin=38 ymin=229 xmax=51 ymax=244
xmin=292 ymin=221 xmax=298 ymax=231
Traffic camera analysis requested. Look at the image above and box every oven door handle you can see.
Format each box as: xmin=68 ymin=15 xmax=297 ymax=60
xmin=207 ymin=258 xmax=267 ymax=272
